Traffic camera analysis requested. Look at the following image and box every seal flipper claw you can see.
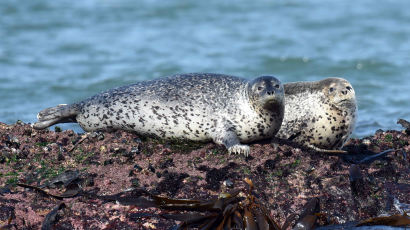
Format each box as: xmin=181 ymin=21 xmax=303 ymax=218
xmin=33 ymin=104 xmax=79 ymax=130
xmin=211 ymin=128 xmax=250 ymax=156
xmin=228 ymin=144 xmax=250 ymax=156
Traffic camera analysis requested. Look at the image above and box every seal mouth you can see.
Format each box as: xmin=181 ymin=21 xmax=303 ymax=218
xmin=263 ymin=97 xmax=279 ymax=104
xmin=262 ymin=97 xmax=282 ymax=110
xmin=335 ymin=99 xmax=356 ymax=109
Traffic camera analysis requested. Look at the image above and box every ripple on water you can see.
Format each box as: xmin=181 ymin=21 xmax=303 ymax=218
xmin=0 ymin=0 xmax=409 ymax=137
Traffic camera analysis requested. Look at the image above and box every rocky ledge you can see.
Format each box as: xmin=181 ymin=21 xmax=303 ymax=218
xmin=0 ymin=121 xmax=409 ymax=229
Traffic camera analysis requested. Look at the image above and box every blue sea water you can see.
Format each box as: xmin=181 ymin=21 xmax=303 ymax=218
xmin=0 ymin=0 xmax=409 ymax=137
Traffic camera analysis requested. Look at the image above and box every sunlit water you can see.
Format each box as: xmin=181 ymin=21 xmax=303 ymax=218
xmin=0 ymin=0 xmax=409 ymax=137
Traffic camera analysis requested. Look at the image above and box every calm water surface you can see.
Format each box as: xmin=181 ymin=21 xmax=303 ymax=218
xmin=0 ymin=0 xmax=409 ymax=137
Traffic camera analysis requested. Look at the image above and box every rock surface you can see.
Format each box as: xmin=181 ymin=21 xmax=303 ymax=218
xmin=0 ymin=121 xmax=409 ymax=229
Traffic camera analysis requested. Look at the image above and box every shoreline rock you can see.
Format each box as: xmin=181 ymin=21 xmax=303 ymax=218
xmin=0 ymin=121 xmax=409 ymax=229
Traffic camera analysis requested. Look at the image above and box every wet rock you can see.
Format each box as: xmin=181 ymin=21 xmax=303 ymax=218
xmin=121 ymin=150 xmax=135 ymax=161
xmin=156 ymin=172 xmax=189 ymax=196
xmin=264 ymin=159 xmax=277 ymax=170
xmin=131 ymin=178 xmax=139 ymax=187
xmin=103 ymin=159 xmax=114 ymax=165
xmin=148 ymin=163 xmax=156 ymax=173
xmin=23 ymin=128 xmax=32 ymax=136
xmin=0 ymin=155 xmax=6 ymax=164
xmin=133 ymin=138 xmax=142 ymax=143
xmin=158 ymin=158 xmax=174 ymax=169
xmin=83 ymin=173 xmax=96 ymax=187
xmin=0 ymin=186 xmax=11 ymax=195
xmin=90 ymin=132 xmax=104 ymax=141
xmin=54 ymin=126 xmax=62 ymax=132
xmin=128 ymin=170 xmax=135 ymax=177
xmin=397 ymin=119 xmax=410 ymax=134
xmin=59 ymin=137 xmax=69 ymax=146
xmin=205 ymin=165 xmax=235 ymax=191
xmin=0 ymin=122 xmax=408 ymax=229
xmin=130 ymin=146 xmax=139 ymax=155
xmin=223 ymin=179 xmax=233 ymax=188
xmin=349 ymin=164 xmax=366 ymax=196
xmin=156 ymin=172 xmax=162 ymax=178
xmin=133 ymin=164 xmax=142 ymax=172
xmin=57 ymin=152 xmax=65 ymax=161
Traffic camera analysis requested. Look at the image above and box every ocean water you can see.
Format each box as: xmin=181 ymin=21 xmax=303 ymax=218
xmin=0 ymin=0 xmax=409 ymax=137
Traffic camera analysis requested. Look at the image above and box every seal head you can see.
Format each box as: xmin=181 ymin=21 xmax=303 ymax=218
xmin=277 ymin=77 xmax=357 ymax=150
xmin=247 ymin=76 xmax=284 ymax=112
xmin=325 ymin=78 xmax=356 ymax=111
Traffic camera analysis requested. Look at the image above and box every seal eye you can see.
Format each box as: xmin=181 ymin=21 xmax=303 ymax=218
xmin=275 ymin=84 xmax=280 ymax=89
xmin=257 ymin=86 xmax=263 ymax=91
xmin=346 ymin=86 xmax=352 ymax=91
xmin=329 ymin=87 xmax=335 ymax=93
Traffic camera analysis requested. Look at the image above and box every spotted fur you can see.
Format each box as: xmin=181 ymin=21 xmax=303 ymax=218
xmin=34 ymin=73 xmax=285 ymax=155
xmin=277 ymin=77 xmax=357 ymax=150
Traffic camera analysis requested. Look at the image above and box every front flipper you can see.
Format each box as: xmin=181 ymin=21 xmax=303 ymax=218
xmin=211 ymin=127 xmax=250 ymax=156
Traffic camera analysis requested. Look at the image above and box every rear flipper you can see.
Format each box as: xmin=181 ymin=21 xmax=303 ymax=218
xmin=33 ymin=104 xmax=79 ymax=130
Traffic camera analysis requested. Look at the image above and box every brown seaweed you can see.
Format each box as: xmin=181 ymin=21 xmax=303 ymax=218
xmin=17 ymin=182 xmax=81 ymax=199
xmin=41 ymin=203 xmax=66 ymax=230
xmin=0 ymin=216 xmax=15 ymax=230
xmin=18 ymin=176 xmax=410 ymax=229
xmin=162 ymin=178 xmax=282 ymax=229
xmin=40 ymin=170 xmax=80 ymax=188
xmin=293 ymin=198 xmax=320 ymax=230
xmin=356 ymin=213 xmax=410 ymax=227
xmin=92 ymin=178 xmax=281 ymax=229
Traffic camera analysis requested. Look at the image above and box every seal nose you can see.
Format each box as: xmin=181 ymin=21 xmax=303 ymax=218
xmin=341 ymin=86 xmax=352 ymax=95
xmin=267 ymin=91 xmax=275 ymax=95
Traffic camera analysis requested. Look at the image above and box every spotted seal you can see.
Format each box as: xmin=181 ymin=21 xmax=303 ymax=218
xmin=33 ymin=73 xmax=285 ymax=156
xmin=276 ymin=77 xmax=357 ymax=151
